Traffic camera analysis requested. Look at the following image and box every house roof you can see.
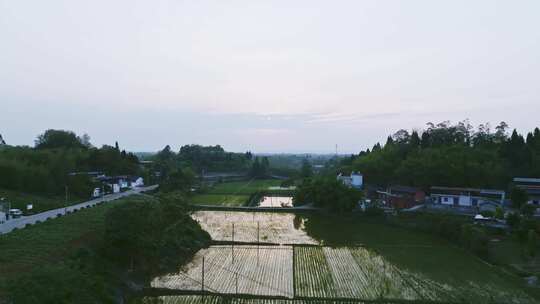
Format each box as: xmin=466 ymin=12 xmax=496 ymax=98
xmin=389 ymin=185 xmax=422 ymax=194
xmin=513 ymin=177 xmax=540 ymax=184
xmin=430 ymin=186 xmax=505 ymax=196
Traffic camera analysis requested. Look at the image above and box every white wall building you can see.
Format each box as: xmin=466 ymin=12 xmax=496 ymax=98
xmin=431 ymin=186 xmax=505 ymax=208
xmin=337 ymin=172 xmax=363 ymax=189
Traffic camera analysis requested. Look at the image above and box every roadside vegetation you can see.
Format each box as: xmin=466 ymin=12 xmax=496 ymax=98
xmin=0 ymin=192 xmax=210 ymax=303
xmin=0 ymin=188 xmax=76 ymax=214
xmin=0 ymin=129 xmax=141 ymax=213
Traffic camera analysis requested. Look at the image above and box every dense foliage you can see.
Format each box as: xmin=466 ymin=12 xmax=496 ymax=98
xmin=340 ymin=121 xmax=540 ymax=189
xmin=0 ymin=130 xmax=140 ymax=197
xmin=293 ymin=177 xmax=362 ymax=212
xmin=104 ymin=193 xmax=210 ymax=272
xmin=178 ymin=144 xmax=251 ymax=173
xmin=249 ymin=156 xmax=270 ymax=178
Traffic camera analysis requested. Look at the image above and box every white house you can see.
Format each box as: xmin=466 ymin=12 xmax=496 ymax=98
xmin=130 ymin=177 xmax=144 ymax=188
xmin=337 ymin=172 xmax=363 ymax=189
xmin=430 ymin=186 xmax=505 ymax=208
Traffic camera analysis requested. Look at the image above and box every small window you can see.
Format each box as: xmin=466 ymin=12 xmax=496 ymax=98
xmin=443 ymin=197 xmax=449 ymax=202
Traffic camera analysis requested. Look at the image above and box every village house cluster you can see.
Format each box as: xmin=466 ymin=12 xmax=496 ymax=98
xmin=337 ymin=172 xmax=540 ymax=215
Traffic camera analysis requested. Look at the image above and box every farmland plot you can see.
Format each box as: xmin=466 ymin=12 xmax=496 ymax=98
xmin=137 ymin=296 xmax=221 ymax=304
xmin=191 ymin=211 xmax=317 ymax=244
xmin=152 ymin=246 xmax=294 ymax=297
xmin=350 ymin=248 xmax=431 ymax=300
xmin=322 ymin=247 xmax=374 ymax=299
xmin=294 ymin=246 xmax=336 ymax=298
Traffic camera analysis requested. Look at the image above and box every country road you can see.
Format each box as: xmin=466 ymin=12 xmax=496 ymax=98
xmin=0 ymin=185 xmax=158 ymax=234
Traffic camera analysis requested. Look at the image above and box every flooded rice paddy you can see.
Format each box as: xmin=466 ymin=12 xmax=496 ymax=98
xmin=191 ymin=211 xmax=316 ymax=244
xmin=258 ymin=196 xmax=293 ymax=208
xmin=150 ymin=245 xmax=536 ymax=303
xmin=142 ymin=211 xmax=538 ymax=304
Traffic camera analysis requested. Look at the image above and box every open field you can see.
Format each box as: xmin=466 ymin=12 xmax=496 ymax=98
xmin=190 ymin=194 xmax=250 ymax=207
xmin=0 ymin=194 xmax=151 ymax=285
xmin=149 ymin=244 xmax=537 ymax=303
xmin=207 ymin=180 xmax=282 ymax=195
xmin=0 ymin=188 xmax=84 ymax=214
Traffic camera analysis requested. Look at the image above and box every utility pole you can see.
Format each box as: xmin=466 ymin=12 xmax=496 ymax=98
xmin=201 ymin=256 xmax=205 ymax=292
xmin=257 ymin=221 xmax=260 ymax=266
xmin=232 ymin=223 xmax=235 ymax=264
xmin=292 ymin=246 xmax=296 ymax=298
xmin=64 ymin=185 xmax=68 ymax=214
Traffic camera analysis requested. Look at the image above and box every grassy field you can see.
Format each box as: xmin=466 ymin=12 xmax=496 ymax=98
xmin=0 ymin=194 xmax=151 ymax=286
xmin=0 ymin=188 xmax=85 ymax=214
xmin=207 ymin=180 xmax=282 ymax=195
xmin=190 ymin=194 xmax=250 ymax=206
xmin=189 ymin=179 xmax=284 ymax=207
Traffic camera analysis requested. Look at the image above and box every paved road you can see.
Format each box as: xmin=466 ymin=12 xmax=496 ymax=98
xmin=0 ymin=185 xmax=158 ymax=235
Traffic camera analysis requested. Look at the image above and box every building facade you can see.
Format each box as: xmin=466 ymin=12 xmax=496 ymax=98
xmin=378 ymin=185 xmax=426 ymax=209
xmin=337 ymin=172 xmax=363 ymax=189
xmin=513 ymin=177 xmax=540 ymax=206
xmin=430 ymin=186 xmax=505 ymax=208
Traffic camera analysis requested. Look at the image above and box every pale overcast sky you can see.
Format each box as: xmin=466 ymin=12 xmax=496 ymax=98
xmin=1 ymin=1 xmax=539 ymax=153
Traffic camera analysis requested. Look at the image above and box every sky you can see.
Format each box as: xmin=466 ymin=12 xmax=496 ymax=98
xmin=1 ymin=0 xmax=539 ymax=153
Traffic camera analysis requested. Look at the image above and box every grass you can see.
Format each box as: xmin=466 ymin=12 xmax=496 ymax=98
xmin=0 ymin=188 xmax=85 ymax=214
xmin=190 ymin=194 xmax=249 ymax=206
xmin=0 ymin=194 xmax=150 ymax=285
xmin=207 ymin=180 xmax=282 ymax=195
xmin=301 ymin=215 xmax=539 ymax=302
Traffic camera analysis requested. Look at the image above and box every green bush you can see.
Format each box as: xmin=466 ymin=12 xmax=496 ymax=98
xmin=104 ymin=194 xmax=210 ymax=272
xmin=5 ymin=263 xmax=114 ymax=304
xmin=528 ymin=230 xmax=538 ymax=257
xmin=470 ymin=227 xmax=489 ymax=258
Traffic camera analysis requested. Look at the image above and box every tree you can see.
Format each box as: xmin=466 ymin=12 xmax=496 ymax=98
xmin=410 ymin=131 xmax=421 ymax=148
xmin=0 ymin=134 xmax=6 ymax=145
xmin=494 ymin=206 xmax=504 ymax=219
xmin=528 ymin=230 xmax=538 ymax=257
xmin=104 ymin=196 xmax=210 ymax=270
xmin=510 ymin=187 xmax=529 ymax=211
xmin=293 ymin=177 xmax=362 ymax=212
xmin=35 ymin=129 xmax=86 ymax=149
xmin=300 ymin=158 xmax=313 ymax=179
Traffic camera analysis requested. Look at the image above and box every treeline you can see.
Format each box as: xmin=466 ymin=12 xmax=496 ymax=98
xmin=149 ymin=144 xmax=252 ymax=174
xmin=340 ymin=121 xmax=540 ymax=189
xmin=0 ymin=129 xmax=140 ymax=197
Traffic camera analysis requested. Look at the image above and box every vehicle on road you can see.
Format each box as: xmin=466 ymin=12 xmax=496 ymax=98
xmin=9 ymin=209 xmax=23 ymax=218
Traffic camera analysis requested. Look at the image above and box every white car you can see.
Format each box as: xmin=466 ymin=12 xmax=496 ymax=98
xmin=9 ymin=209 xmax=23 ymax=218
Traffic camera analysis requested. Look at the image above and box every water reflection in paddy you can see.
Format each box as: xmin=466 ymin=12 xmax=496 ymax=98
xmin=191 ymin=211 xmax=317 ymax=245
xmin=258 ymin=196 xmax=293 ymax=208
